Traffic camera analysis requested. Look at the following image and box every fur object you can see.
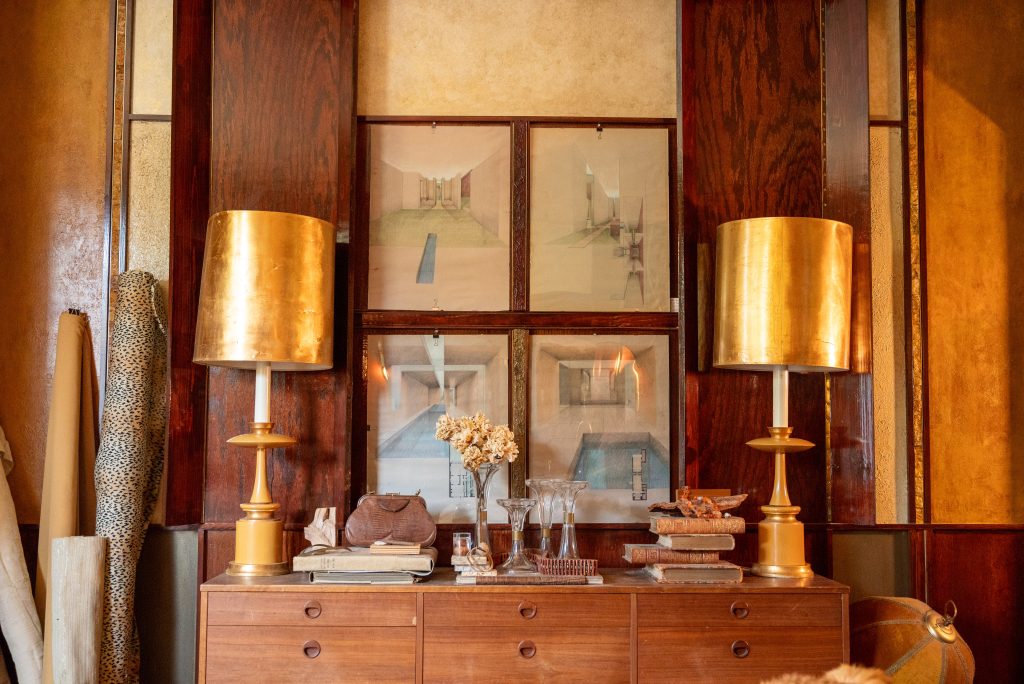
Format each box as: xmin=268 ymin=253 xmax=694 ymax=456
xmin=761 ymin=664 xmax=891 ymax=684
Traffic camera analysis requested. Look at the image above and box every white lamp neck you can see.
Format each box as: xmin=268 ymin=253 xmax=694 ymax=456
xmin=772 ymin=367 xmax=789 ymax=428
xmin=254 ymin=361 xmax=271 ymax=423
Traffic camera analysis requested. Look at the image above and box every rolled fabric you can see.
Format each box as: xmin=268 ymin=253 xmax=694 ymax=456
xmin=0 ymin=425 xmax=43 ymax=684
xmin=95 ymin=271 xmax=167 ymax=684
xmin=50 ymin=537 xmax=106 ymax=684
xmin=35 ymin=312 xmax=98 ymax=617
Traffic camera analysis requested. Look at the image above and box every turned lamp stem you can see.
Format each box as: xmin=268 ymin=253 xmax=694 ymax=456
xmin=770 ymin=368 xmax=792 ymax=507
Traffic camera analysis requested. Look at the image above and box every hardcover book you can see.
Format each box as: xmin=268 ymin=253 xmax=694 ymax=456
xmin=622 ymin=544 xmax=720 ymax=565
xmin=649 ymin=515 xmax=746 ymax=535
xmin=308 ymin=571 xmax=418 ymax=584
xmin=655 ymin=534 xmax=736 ymax=551
xmin=293 ymin=546 xmax=437 ymax=573
xmin=646 ymin=561 xmax=743 ymax=584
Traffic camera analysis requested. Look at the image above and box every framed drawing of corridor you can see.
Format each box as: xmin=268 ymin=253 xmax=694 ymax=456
xmin=367 ymin=123 xmax=512 ymax=311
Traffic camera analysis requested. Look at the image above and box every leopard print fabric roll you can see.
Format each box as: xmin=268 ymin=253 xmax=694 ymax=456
xmin=94 ymin=271 xmax=167 ymax=684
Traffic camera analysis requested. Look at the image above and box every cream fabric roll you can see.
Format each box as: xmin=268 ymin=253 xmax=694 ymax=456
xmin=0 ymin=425 xmax=44 ymax=684
xmin=50 ymin=537 xmax=106 ymax=684
xmin=35 ymin=312 xmax=99 ymax=615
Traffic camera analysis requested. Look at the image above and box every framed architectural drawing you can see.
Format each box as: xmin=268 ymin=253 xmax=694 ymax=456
xmin=529 ymin=127 xmax=670 ymax=312
xmin=367 ymin=124 xmax=511 ymax=311
xmin=366 ymin=333 xmax=510 ymax=522
xmin=529 ymin=333 xmax=671 ymax=522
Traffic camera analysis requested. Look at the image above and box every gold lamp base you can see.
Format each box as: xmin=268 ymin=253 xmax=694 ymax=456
xmin=747 ymin=426 xmax=815 ymax=580
xmin=750 ymin=504 xmax=813 ymax=579
xmin=224 ymin=422 xmax=295 ymax=577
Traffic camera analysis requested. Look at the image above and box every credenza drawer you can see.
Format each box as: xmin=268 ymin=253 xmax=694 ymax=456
xmin=204 ymin=625 xmax=416 ymax=683
xmin=638 ymin=627 xmax=844 ymax=683
xmin=207 ymin=591 xmax=416 ymax=627
xmin=424 ymin=626 xmax=631 ymax=683
xmin=423 ymin=592 xmax=629 ymax=628
xmin=637 ymin=592 xmax=841 ymax=628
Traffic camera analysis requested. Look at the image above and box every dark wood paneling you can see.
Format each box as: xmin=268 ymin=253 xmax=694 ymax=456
xmin=167 ymin=0 xmax=213 ymax=526
xmin=823 ymin=0 xmax=875 ymax=524
xmin=203 ymin=0 xmax=354 ymax=525
xmin=684 ymin=0 xmax=857 ymax=524
xmin=929 ymin=530 xmax=1024 ymax=682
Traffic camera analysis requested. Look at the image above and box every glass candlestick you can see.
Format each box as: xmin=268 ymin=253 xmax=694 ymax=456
xmin=555 ymin=480 xmax=589 ymax=559
xmin=526 ymin=478 xmax=560 ymax=558
xmin=497 ymin=498 xmax=537 ymax=574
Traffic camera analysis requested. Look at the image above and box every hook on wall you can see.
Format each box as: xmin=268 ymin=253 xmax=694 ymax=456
xmin=596 ymin=122 xmax=603 ymax=140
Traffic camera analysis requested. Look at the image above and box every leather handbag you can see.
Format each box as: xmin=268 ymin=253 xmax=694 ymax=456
xmin=344 ymin=492 xmax=437 ymax=547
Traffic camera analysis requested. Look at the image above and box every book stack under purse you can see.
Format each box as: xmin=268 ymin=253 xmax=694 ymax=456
xmin=625 ymin=514 xmax=745 ymax=584
xmin=293 ymin=544 xmax=437 ymax=584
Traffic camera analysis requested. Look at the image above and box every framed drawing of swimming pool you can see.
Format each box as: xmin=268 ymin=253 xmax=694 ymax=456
xmin=529 ymin=333 xmax=671 ymax=522
xmin=367 ymin=124 xmax=511 ymax=311
xmin=365 ymin=332 xmax=510 ymax=523
xmin=529 ymin=127 xmax=670 ymax=312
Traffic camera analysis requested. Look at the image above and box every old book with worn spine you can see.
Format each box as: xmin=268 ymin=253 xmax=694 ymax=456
xmin=656 ymin=533 xmax=736 ymax=551
xmin=293 ymin=546 xmax=436 ymax=573
xmin=646 ymin=561 xmax=743 ymax=584
xmin=622 ymin=544 xmax=719 ymax=565
xmin=649 ymin=515 xmax=745 ymax=535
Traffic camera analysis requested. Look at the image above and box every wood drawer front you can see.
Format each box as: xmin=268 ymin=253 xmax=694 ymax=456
xmin=423 ymin=592 xmax=629 ymax=628
xmin=204 ymin=626 xmax=415 ymax=683
xmin=206 ymin=592 xmax=416 ymax=627
xmin=638 ymin=627 xmax=844 ymax=683
xmin=637 ymin=592 xmax=841 ymax=628
xmin=424 ymin=627 xmax=631 ymax=683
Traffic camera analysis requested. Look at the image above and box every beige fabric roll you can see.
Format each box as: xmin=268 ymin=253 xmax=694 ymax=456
xmin=35 ymin=312 xmax=98 ymax=684
xmin=35 ymin=312 xmax=99 ymax=614
xmin=0 ymin=425 xmax=44 ymax=684
xmin=50 ymin=537 xmax=106 ymax=684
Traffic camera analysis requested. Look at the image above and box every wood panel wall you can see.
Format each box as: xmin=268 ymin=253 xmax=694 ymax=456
xmin=680 ymin=0 xmax=873 ymax=525
xmin=171 ymin=0 xmax=874 ymax=577
xmin=170 ymin=0 xmax=356 ymax=575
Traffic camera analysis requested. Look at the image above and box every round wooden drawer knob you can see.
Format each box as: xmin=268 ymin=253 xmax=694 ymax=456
xmin=304 ymin=600 xmax=322 ymax=619
xmin=518 ymin=601 xmax=538 ymax=619
xmin=731 ymin=640 xmax=750 ymax=659
xmin=303 ymin=640 xmax=321 ymax=659
xmin=730 ymin=601 xmax=749 ymax=619
xmin=518 ymin=640 xmax=537 ymax=659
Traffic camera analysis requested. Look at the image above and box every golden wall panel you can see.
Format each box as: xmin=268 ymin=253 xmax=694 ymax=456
xmin=358 ymin=0 xmax=677 ymax=117
xmin=867 ymin=0 xmax=901 ymax=120
xmin=0 ymin=0 xmax=112 ymax=522
xmin=127 ymin=121 xmax=171 ymax=290
xmin=131 ymin=0 xmax=173 ymax=115
xmin=923 ymin=0 xmax=1024 ymax=523
xmin=869 ymin=127 xmax=908 ymax=524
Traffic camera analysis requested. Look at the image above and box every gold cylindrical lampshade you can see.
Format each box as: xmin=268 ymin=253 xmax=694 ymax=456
xmin=713 ymin=217 xmax=852 ymax=372
xmin=194 ymin=210 xmax=335 ymax=370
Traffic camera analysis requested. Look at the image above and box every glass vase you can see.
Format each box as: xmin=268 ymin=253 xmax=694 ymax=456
xmin=555 ymin=480 xmax=589 ymax=559
xmin=526 ymin=478 xmax=560 ymax=558
xmin=470 ymin=462 xmax=500 ymax=550
xmin=498 ymin=498 xmax=537 ymax=574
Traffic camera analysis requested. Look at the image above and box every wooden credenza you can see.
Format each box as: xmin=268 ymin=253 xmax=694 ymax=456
xmin=198 ymin=569 xmax=849 ymax=683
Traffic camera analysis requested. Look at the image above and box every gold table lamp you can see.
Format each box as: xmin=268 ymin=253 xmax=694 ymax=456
xmin=194 ymin=210 xmax=335 ymax=576
xmin=713 ymin=217 xmax=852 ymax=578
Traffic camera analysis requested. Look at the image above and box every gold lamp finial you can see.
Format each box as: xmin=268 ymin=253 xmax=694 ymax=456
xmin=194 ymin=209 xmax=335 ymax=576
xmin=713 ymin=216 xmax=852 ymax=579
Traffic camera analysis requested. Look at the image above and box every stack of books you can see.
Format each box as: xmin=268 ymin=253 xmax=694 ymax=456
xmin=293 ymin=543 xmax=437 ymax=584
xmin=624 ymin=514 xmax=745 ymax=583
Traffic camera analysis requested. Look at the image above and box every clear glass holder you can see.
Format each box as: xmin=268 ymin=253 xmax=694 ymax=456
xmin=526 ymin=478 xmax=560 ymax=558
xmin=555 ymin=480 xmax=589 ymax=559
xmin=471 ymin=462 xmax=500 ymax=550
xmin=498 ymin=498 xmax=537 ymax=574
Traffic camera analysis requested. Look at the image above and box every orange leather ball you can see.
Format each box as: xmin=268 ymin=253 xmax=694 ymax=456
xmin=851 ymin=597 xmax=974 ymax=683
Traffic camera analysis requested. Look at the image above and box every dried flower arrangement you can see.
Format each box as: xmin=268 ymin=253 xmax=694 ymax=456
xmin=435 ymin=413 xmax=519 ymax=472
